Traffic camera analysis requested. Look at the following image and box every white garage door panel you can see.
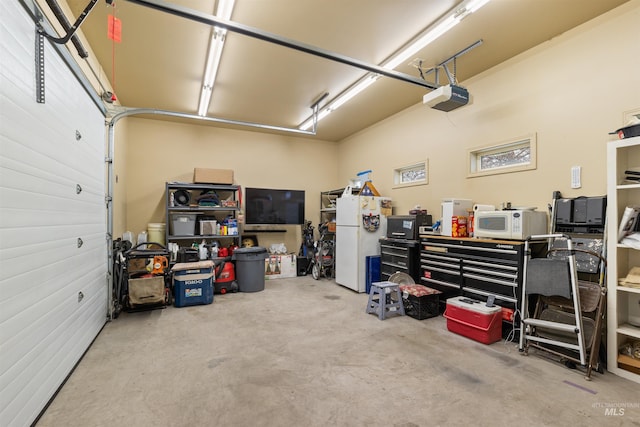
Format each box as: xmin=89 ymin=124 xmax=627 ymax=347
xmin=1 ymin=286 xmax=106 ymax=425
xmin=0 ymin=163 xmax=103 ymax=223
xmin=0 ymin=224 xmax=103 ymax=258
xmin=0 ymin=173 xmax=104 ymax=211
xmin=0 ymin=236 xmax=104 ymax=322
xmin=0 ymin=237 xmax=104 ymax=317
xmin=0 ymin=47 xmax=104 ymax=186
xmin=0 ymin=2 xmax=108 ymax=426
xmin=0 ymin=135 xmax=103 ymax=194
xmin=1 ymin=85 xmax=105 ymax=184
xmin=0 ymin=266 xmax=105 ymax=376
xmin=0 ymin=183 xmax=103 ymax=231
xmin=0 ymin=204 xmax=104 ymax=230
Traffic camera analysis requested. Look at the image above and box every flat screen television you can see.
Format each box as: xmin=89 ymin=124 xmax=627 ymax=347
xmin=245 ymin=187 xmax=305 ymax=225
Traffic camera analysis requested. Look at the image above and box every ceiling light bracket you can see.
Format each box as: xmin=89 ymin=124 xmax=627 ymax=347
xmin=307 ymin=92 xmax=329 ymax=134
xmin=414 ymin=39 xmax=483 ymax=88
xmin=441 ymin=59 xmax=458 ymax=85
xmin=213 ymin=27 xmax=226 ymax=41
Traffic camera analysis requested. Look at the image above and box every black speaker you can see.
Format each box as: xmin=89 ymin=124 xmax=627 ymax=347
xmin=555 ymin=199 xmax=573 ymax=224
xmin=573 ymin=198 xmax=588 ymax=223
xmin=586 ymin=197 xmax=606 ymax=225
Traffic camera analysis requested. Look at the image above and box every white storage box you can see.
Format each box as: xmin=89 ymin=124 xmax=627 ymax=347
xmin=200 ymin=220 xmax=217 ymax=235
xmin=265 ymin=254 xmax=297 ymax=280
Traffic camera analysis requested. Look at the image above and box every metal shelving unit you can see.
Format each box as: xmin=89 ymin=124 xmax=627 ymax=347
xmin=166 ymin=182 xmax=241 ymax=253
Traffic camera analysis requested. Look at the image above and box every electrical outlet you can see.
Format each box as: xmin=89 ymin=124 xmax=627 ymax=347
xmin=571 ymin=166 xmax=581 ymax=189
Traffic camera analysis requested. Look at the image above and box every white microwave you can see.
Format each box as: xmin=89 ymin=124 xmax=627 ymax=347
xmin=474 ymin=210 xmax=548 ymax=240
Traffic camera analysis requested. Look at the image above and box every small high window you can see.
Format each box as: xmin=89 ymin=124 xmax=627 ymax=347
xmin=468 ymin=134 xmax=536 ymax=177
xmin=394 ymin=160 xmax=428 ymax=188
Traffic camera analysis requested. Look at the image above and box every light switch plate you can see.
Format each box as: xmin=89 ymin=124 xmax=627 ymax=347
xmin=571 ymin=166 xmax=581 ymax=189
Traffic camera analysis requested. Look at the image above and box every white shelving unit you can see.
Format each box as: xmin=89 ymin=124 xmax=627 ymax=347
xmin=606 ymin=135 xmax=640 ymax=383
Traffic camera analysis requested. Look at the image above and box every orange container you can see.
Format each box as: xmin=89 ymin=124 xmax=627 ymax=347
xmin=451 ymin=216 xmax=459 ymax=237
xmin=451 ymin=216 xmax=468 ymax=237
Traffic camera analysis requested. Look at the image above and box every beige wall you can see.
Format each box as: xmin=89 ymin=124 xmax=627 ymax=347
xmin=337 ymin=1 xmax=640 ymax=218
xmin=116 ymin=1 xmax=639 ymax=247
xmin=121 ymin=119 xmax=339 ymax=251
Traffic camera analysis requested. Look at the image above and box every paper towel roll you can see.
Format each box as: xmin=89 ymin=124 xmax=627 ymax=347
xmin=473 ymin=204 xmax=495 ymax=212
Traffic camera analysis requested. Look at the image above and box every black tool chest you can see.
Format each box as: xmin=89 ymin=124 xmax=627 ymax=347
xmin=379 ymin=237 xmax=420 ymax=282
xmin=419 ymin=236 xmax=539 ymax=314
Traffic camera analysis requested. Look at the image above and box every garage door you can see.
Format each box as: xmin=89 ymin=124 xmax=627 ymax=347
xmin=0 ymin=2 xmax=108 ymax=426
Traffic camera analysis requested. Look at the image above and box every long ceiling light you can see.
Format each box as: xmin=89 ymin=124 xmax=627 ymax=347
xmin=299 ymin=0 xmax=490 ymax=131
xmin=197 ymin=0 xmax=235 ymax=116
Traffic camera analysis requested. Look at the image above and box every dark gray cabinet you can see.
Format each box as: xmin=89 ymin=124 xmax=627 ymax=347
xmin=379 ymin=237 xmax=420 ymax=283
xmin=419 ymin=235 xmax=544 ymax=327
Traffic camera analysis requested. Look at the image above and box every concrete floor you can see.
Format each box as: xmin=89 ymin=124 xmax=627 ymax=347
xmin=37 ymin=276 xmax=640 ymax=427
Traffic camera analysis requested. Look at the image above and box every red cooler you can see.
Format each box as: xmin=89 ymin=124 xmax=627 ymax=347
xmin=444 ymin=296 xmax=502 ymax=344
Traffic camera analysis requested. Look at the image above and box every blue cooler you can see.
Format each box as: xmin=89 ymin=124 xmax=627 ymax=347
xmin=172 ymin=260 xmax=214 ymax=307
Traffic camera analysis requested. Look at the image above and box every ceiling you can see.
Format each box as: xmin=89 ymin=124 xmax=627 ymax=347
xmin=64 ymin=0 xmax=628 ymax=141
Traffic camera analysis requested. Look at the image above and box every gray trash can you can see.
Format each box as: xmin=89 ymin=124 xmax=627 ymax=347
xmin=233 ymin=246 xmax=268 ymax=292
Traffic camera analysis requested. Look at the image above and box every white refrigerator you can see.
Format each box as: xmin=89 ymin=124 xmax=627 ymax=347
xmin=335 ymin=195 xmax=391 ymax=292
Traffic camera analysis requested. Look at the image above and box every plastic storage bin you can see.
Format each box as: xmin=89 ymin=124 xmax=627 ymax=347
xmin=443 ymin=296 xmax=502 ymax=344
xmin=171 ymin=213 xmax=197 ymax=236
xmin=233 ymin=246 xmax=268 ymax=292
xmin=399 ymin=284 xmax=441 ymax=320
xmin=172 ymin=260 xmax=214 ymax=306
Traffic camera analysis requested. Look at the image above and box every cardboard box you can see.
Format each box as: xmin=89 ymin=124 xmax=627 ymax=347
xmin=265 ymin=254 xmax=297 ymax=280
xmin=618 ymin=354 xmax=640 ymax=375
xmin=193 ymin=168 xmax=234 ymax=184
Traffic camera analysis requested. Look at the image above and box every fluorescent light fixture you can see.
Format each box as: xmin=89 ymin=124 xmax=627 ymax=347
xmin=330 ymin=75 xmax=379 ymax=110
xmin=197 ymin=0 xmax=236 ymax=116
xmin=299 ymin=0 xmax=490 ymax=130
xmin=382 ymin=15 xmax=458 ymax=71
xmin=467 ymin=0 xmax=491 ymax=13
xmin=299 ymin=75 xmax=379 ymax=130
